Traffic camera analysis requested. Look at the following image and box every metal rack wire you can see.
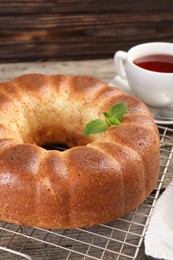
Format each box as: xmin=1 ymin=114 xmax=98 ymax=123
xmin=0 ymin=125 xmax=173 ymax=260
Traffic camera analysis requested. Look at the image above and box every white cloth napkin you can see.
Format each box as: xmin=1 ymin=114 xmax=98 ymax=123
xmin=145 ymin=180 xmax=173 ymax=260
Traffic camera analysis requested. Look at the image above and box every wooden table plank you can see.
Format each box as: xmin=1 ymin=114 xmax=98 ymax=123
xmin=0 ymin=59 xmax=115 ymax=83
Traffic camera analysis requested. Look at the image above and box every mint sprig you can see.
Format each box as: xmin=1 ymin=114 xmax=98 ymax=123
xmin=84 ymin=102 xmax=128 ymax=136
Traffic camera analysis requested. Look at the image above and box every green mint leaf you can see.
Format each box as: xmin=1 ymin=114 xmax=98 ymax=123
xmin=103 ymin=112 xmax=120 ymax=125
xmin=103 ymin=111 xmax=111 ymax=121
xmin=84 ymin=119 xmax=108 ymax=136
xmin=109 ymin=102 xmax=128 ymax=121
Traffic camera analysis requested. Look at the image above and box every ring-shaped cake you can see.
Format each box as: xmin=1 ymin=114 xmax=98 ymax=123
xmin=0 ymin=74 xmax=160 ymax=229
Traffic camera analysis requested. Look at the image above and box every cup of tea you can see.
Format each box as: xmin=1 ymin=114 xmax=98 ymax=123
xmin=114 ymin=42 xmax=173 ymax=108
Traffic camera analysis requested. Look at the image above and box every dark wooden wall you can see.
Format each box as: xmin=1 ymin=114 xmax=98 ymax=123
xmin=0 ymin=0 xmax=173 ymax=63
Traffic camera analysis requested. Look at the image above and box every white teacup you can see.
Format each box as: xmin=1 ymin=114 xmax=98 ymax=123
xmin=114 ymin=42 xmax=173 ymax=108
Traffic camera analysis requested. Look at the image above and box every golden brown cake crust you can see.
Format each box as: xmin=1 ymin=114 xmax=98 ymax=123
xmin=0 ymin=74 xmax=160 ymax=229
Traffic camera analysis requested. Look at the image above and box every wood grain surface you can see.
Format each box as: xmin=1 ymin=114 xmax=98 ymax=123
xmin=0 ymin=0 xmax=173 ymax=63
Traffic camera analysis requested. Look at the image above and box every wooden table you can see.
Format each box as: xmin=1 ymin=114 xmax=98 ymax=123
xmin=0 ymin=0 xmax=173 ymax=63
xmin=0 ymin=59 xmax=115 ymax=83
xmin=0 ymin=59 xmax=172 ymax=260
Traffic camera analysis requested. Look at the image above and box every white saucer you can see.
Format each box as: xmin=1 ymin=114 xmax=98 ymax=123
xmin=109 ymin=76 xmax=173 ymax=126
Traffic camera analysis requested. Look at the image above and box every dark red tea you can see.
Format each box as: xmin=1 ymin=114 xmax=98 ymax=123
xmin=134 ymin=54 xmax=173 ymax=73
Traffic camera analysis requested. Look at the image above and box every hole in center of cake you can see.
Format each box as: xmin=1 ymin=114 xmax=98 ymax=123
xmin=29 ymin=126 xmax=93 ymax=150
xmin=42 ymin=143 xmax=70 ymax=152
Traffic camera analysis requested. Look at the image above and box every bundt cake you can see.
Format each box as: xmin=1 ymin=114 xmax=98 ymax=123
xmin=0 ymin=74 xmax=160 ymax=229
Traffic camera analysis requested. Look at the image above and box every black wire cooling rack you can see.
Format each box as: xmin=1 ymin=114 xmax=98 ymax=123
xmin=0 ymin=125 xmax=173 ymax=260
